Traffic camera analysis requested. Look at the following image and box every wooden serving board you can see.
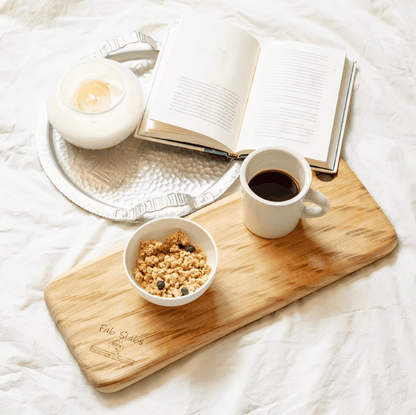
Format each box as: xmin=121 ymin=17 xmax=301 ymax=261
xmin=44 ymin=160 xmax=397 ymax=393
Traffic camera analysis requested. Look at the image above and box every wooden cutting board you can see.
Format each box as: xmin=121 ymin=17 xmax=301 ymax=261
xmin=44 ymin=160 xmax=397 ymax=393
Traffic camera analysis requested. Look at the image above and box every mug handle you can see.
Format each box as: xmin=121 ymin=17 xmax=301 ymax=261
xmin=301 ymin=188 xmax=330 ymax=218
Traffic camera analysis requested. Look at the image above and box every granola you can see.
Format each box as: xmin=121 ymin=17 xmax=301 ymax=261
xmin=133 ymin=230 xmax=212 ymax=298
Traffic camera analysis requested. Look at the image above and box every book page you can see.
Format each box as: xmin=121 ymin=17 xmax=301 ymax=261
xmin=237 ymin=41 xmax=346 ymax=164
xmin=146 ymin=11 xmax=261 ymax=152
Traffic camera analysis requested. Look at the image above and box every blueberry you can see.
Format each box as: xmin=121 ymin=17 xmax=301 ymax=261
xmin=181 ymin=287 xmax=189 ymax=296
xmin=157 ymin=280 xmax=165 ymax=290
xmin=185 ymin=245 xmax=195 ymax=253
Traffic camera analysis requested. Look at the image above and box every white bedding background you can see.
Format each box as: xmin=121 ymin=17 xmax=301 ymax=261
xmin=1 ymin=0 xmax=416 ymax=413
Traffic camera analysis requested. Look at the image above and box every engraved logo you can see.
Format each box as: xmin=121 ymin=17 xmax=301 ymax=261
xmin=89 ymin=324 xmax=144 ymax=366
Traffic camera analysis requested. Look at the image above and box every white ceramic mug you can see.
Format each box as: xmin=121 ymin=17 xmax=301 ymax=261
xmin=240 ymin=146 xmax=330 ymax=239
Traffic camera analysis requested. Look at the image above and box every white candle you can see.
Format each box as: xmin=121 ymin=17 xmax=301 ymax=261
xmin=46 ymin=58 xmax=144 ymax=150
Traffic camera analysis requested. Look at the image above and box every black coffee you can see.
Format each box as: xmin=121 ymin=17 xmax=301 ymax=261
xmin=248 ymin=169 xmax=300 ymax=202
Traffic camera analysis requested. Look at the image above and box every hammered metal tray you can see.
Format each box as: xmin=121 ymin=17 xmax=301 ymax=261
xmin=36 ymin=36 xmax=241 ymax=223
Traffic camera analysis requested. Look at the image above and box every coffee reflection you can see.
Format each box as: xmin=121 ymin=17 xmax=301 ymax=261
xmin=248 ymin=169 xmax=300 ymax=202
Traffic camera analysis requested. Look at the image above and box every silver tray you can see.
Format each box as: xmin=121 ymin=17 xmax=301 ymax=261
xmin=35 ymin=37 xmax=241 ymax=223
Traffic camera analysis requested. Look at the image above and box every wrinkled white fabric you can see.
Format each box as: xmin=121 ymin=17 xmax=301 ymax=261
xmin=1 ymin=0 xmax=416 ymax=414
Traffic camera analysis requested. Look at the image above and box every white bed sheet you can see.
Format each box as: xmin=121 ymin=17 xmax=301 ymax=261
xmin=1 ymin=0 xmax=416 ymax=413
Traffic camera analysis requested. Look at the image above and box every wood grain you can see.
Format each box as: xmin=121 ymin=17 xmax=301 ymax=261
xmin=44 ymin=160 xmax=397 ymax=393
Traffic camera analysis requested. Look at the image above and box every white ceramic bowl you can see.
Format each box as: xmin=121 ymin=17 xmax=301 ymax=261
xmin=123 ymin=217 xmax=218 ymax=307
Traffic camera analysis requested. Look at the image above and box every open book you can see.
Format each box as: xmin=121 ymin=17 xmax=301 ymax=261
xmin=135 ymin=11 xmax=356 ymax=173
